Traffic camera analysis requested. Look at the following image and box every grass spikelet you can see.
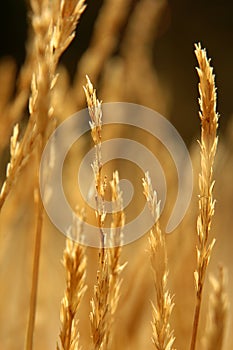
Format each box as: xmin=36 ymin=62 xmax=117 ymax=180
xmin=143 ymin=171 xmax=175 ymax=350
xmin=57 ymin=211 xmax=87 ymax=350
xmin=203 ymin=266 xmax=228 ymax=350
xmin=190 ymin=43 xmax=219 ymax=350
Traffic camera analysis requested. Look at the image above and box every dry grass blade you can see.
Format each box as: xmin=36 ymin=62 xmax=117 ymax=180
xmin=57 ymin=212 xmax=87 ymax=350
xmin=203 ymin=266 xmax=228 ymax=350
xmin=190 ymin=43 xmax=219 ymax=350
xmin=143 ymin=171 xmax=175 ymax=350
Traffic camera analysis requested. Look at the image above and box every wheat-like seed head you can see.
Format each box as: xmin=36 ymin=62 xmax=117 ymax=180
xmin=84 ymin=75 xmax=106 ymax=247
xmin=0 ymin=0 xmax=86 ymax=212
xmin=58 ymin=211 xmax=87 ymax=350
xmin=22 ymin=2 xmax=87 ymax=349
xmin=195 ymin=42 xmax=218 ymax=258
xmin=84 ymin=75 xmax=109 ymax=350
xmin=85 ymin=79 xmax=126 ymax=350
xmin=83 ymin=75 xmax=103 ymax=145
xmin=194 ymin=42 xmax=219 ymax=297
xmin=143 ymin=172 xmax=175 ymax=350
xmin=142 ymin=171 xmax=161 ymax=222
xmin=190 ymin=43 xmax=220 ymax=350
xmin=110 ymin=170 xmax=125 ymax=246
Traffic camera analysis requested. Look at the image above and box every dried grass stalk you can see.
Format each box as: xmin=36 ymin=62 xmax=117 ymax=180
xmin=143 ymin=171 xmax=175 ymax=350
xmin=84 ymin=75 xmax=106 ymax=248
xmin=22 ymin=2 xmax=86 ymax=349
xmin=190 ymin=43 xmax=219 ymax=350
xmin=89 ymin=249 xmax=110 ymax=350
xmin=84 ymin=75 xmax=109 ymax=350
xmin=57 ymin=212 xmax=87 ymax=350
xmin=25 ymin=2 xmax=57 ymax=347
xmin=89 ymin=171 xmax=126 ymax=350
xmin=84 ymin=77 xmax=125 ymax=350
xmin=203 ymin=266 xmax=228 ymax=350
xmin=0 ymin=0 xmax=86 ymax=211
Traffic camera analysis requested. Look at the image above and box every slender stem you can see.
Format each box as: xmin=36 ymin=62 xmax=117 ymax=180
xmin=25 ymin=192 xmax=43 ymax=350
xmin=190 ymin=290 xmax=202 ymax=350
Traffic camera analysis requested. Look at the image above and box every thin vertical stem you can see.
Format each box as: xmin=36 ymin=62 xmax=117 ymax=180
xmin=190 ymin=292 xmax=202 ymax=350
xmin=25 ymin=186 xmax=43 ymax=350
